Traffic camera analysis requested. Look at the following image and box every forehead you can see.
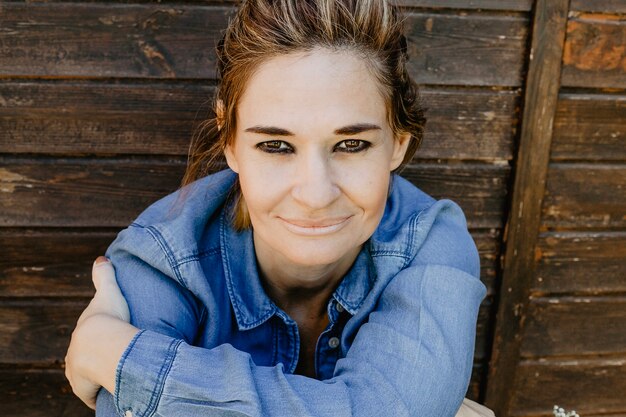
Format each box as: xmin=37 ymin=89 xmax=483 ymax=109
xmin=237 ymin=48 xmax=389 ymax=129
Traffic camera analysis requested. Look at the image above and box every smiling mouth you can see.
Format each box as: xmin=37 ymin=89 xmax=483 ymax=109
xmin=278 ymin=216 xmax=353 ymax=236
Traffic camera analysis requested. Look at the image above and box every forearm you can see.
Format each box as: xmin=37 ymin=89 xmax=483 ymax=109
xmin=74 ymin=314 xmax=139 ymax=396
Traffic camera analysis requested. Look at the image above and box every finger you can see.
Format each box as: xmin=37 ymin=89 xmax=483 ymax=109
xmin=92 ymin=257 xmax=114 ymax=291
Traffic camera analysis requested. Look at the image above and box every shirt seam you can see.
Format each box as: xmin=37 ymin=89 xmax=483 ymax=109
xmin=143 ymin=225 xmax=189 ymax=289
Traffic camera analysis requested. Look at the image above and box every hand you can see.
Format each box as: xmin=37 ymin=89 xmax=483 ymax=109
xmin=65 ymin=257 xmax=137 ymax=409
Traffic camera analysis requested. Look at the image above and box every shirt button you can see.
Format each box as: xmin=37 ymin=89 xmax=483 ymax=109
xmin=335 ymin=303 xmax=345 ymax=313
xmin=328 ymin=337 xmax=340 ymax=349
xmin=125 ymin=411 xmax=133 ymax=417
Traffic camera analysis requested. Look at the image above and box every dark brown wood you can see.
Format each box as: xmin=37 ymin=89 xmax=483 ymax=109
xmin=534 ymin=231 xmax=626 ymax=294
xmin=511 ymin=358 xmax=626 ymax=416
xmin=0 ymin=4 xmax=527 ymax=86
xmin=0 ymin=82 xmax=519 ymax=161
xmin=397 ymin=0 xmax=533 ymax=11
xmin=542 ymin=163 xmax=626 ymax=229
xmin=0 ymin=300 xmax=88 ymax=365
xmin=520 ymin=296 xmax=626 ymax=357
xmin=404 ymin=12 xmax=528 ymax=86
xmin=485 ymin=0 xmax=570 ymax=415
xmin=0 ymin=230 xmax=116 ymax=297
xmin=0 ymin=159 xmax=507 ymax=228
xmin=0 ymin=81 xmax=214 ymax=156
xmin=0 ymin=3 xmax=231 ymax=79
xmin=474 ymin=228 xmax=503 ymax=296
xmin=562 ymin=13 xmax=626 ymax=89
xmin=570 ymin=0 xmax=626 ymax=13
xmin=552 ymin=93 xmax=626 ymax=161
xmin=0 ymin=157 xmax=186 ymax=227
xmin=0 ymin=369 xmax=93 ymax=417
xmin=419 ymin=88 xmax=520 ymax=161
xmin=402 ymin=162 xmax=510 ymax=228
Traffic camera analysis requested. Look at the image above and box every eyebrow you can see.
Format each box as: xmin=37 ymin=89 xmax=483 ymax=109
xmin=244 ymin=123 xmax=382 ymax=136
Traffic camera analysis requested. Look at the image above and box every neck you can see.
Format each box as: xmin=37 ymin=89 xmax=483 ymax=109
xmin=254 ymin=235 xmax=361 ymax=318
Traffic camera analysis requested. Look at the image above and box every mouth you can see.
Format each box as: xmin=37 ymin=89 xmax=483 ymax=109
xmin=278 ymin=216 xmax=353 ymax=236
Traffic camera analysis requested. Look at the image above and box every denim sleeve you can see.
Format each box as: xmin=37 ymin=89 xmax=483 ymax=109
xmin=114 ymin=263 xmax=485 ymax=417
xmin=96 ymin=225 xmax=204 ymax=417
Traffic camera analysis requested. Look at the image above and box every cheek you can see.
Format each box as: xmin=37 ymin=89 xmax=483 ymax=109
xmin=338 ymin=163 xmax=390 ymax=216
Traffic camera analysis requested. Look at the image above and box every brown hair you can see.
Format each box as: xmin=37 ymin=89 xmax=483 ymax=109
xmin=182 ymin=0 xmax=426 ymax=229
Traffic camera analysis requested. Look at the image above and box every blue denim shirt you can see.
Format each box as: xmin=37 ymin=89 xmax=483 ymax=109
xmin=96 ymin=169 xmax=486 ymax=417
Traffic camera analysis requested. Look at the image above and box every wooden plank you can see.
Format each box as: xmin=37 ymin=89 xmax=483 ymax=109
xmin=0 ymin=158 xmax=506 ymax=228
xmin=534 ymin=231 xmax=626 ymax=295
xmin=552 ymin=93 xmax=626 ymax=161
xmin=520 ymin=296 xmax=626 ymax=357
xmin=0 ymin=230 xmax=116 ymax=298
xmin=402 ymin=162 xmax=510 ymax=228
xmin=542 ymin=163 xmax=626 ymax=229
xmin=0 ymin=3 xmax=231 ymax=79
xmin=485 ymin=1 xmax=570 ymax=414
xmin=396 ymin=0 xmax=532 ymax=11
xmin=474 ymin=228 xmax=502 ymax=296
xmin=0 ymin=369 xmax=93 ymax=417
xmin=511 ymin=358 xmax=626 ymax=417
xmin=0 ymin=3 xmax=527 ymax=86
xmin=404 ymin=12 xmax=527 ymax=86
xmin=562 ymin=13 xmax=626 ymax=89
xmin=0 ymin=300 xmax=88 ymax=365
xmin=0 ymin=157 xmax=186 ymax=227
xmin=419 ymin=88 xmax=520 ymax=160
xmin=570 ymin=0 xmax=626 ymax=14
xmin=0 ymin=82 xmax=518 ymax=161
xmin=0 ymin=81 xmax=213 ymax=156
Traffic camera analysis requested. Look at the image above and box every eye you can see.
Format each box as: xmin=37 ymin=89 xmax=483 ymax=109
xmin=334 ymin=139 xmax=371 ymax=153
xmin=256 ymin=140 xmax=293 ymax=154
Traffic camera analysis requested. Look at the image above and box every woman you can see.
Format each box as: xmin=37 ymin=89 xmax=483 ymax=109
xmin=65 ymin=1 xmax=492 ymax=416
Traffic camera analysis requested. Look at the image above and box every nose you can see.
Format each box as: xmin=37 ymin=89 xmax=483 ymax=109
xmin=291 ymin=150 xmax=340 ymax=210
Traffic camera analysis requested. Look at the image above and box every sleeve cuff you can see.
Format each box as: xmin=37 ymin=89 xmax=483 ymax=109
xmin=115 ymin=330 xmax=182 ymax=417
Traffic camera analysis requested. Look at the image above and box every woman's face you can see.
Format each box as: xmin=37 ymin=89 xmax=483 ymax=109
xmin=225 ymin=48 xmax=410 ymax=273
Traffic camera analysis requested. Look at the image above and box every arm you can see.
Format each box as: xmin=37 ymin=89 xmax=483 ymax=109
xmin=81 ymin=205 xmax=485 ymax=417
xmin=98 ymin=267 xmax=483 ymax=417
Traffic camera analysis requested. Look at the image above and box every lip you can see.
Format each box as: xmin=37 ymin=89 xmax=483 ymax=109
xmin=278 ymin=216 xmax=353 ymax=236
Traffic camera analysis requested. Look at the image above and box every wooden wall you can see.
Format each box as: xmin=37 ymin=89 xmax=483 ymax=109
xmin=0 ymin=1 xmax=623 ymax=416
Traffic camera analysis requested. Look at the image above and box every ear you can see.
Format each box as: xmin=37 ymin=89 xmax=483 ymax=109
xmin=215 ymin=99 xmax=225 ymax=130
xmin=224 ymin=142 xmax=240 ymax=173
xmin=389 ymin=132 xmax=412 ymax=171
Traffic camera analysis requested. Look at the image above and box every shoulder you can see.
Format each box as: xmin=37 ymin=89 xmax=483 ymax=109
xmin=106 ymin=169 xmax=237 ymax=275
xmin=371 ymin=174 xmax=479 ymax=278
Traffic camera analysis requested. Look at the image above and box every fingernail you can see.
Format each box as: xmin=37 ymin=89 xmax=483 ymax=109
xmin=94 ymin=256 xmax=110 ymax=266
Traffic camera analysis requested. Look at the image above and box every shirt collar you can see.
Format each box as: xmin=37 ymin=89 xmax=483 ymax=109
xmin=219 ymin=198 xmax=375 ymax=330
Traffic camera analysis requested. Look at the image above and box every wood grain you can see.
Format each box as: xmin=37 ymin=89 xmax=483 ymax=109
xmin=0 ymin=369 xmax=93 ymax=417
xmin=0 ymin=81 xmax=213 ymax=156
xmin=397 ymin=0 xmax=532 ymax=11
xmin=419 ymin=88 xmax=520 ymax=160
xmin=542 ymin=163 xmax=626 ymax=229
xmin=485 ymin=0 xmax=570 ymax=414
xmin=562 ymin=13 xmax=626 ymax=89
xmin=511 ymin=358 xmax=626 ymax=417
xmin=0 ymin=300 xmax=88 ymax=365
xmin=404 ymin=12 xmax=527 ymax=86
xmin=0 ymin=157 xmax=186 ymax=227
xmin=402 ymin=162 xmax=510 ymax=229
xmin=552 ymin=93 xmax=626 ymax=161
xmin=0 ymin=4 xmax=527 ymax=86
xmin=521 ymin=296 xmax=626 ymax=357
xmin=0 ymin=3 xmax=231 ymax=79
xmin=0 ymin=230 xmax=116 ymax=298
xmin=570 ymin=0 xmax=626 ymax=13
xmin=534 ymin=231 xmax=626 ymax=295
